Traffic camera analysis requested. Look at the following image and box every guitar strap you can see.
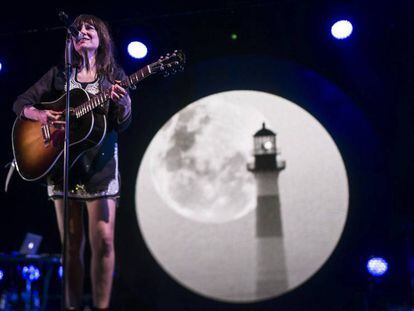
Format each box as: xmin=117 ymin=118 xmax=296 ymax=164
xmin=4 ymin=159 xmax=16 ymax=192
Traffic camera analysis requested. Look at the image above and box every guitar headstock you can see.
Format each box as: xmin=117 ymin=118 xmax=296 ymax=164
xmin=151 ymin=50 xmax=185 ymax=77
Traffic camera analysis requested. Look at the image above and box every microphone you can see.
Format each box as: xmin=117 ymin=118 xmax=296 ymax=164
xmin=58 ymin=11 xmax=85 ymax=41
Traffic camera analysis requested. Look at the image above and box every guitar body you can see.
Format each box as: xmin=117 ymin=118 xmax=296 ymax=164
xmin=11 ymin=50 xmax=185 ymax=182
xmin=12 ymin=88 xmax=107 ymax=181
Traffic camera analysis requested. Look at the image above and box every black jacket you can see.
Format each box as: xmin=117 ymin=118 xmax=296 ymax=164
xmin=12 ymin=65 xmax=132 ymax=197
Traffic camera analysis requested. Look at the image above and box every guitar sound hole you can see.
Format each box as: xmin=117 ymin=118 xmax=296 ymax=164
xmin=51 ymin=129 xmax=65 ymax=149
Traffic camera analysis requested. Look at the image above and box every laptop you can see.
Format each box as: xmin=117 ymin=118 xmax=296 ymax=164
xmin=19 ymin=233 xmax=42 ymax=255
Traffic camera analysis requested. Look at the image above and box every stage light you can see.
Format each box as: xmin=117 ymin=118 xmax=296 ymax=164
xmin=231 ymin=33 xmax=238 ymax=40
xmin=127 ymin=41 xmax=148 ymax=59
xmin=0 ymin=269 xmax=4 ymax=281
xmin=367 ymin=257 xmax=388 ymax=277
xmin=58 ymin=265 xmax=63 ymax=279
xmin=331 ymin=20 xmax=353 ymax=40
xmin=0 ymin=62 xmax=2 ymax=72
xmin=22 ymin=265 xmax=40 ymax=281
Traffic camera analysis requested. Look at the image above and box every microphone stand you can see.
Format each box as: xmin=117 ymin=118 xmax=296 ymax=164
xmin=62 ymin=30 xmax=72 ymax=311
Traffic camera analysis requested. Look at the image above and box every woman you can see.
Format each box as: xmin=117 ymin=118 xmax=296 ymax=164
xmin=12 ymin=14 xmax=131 ymax=310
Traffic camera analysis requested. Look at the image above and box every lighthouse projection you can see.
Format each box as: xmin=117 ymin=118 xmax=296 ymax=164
xmin=248 ymin=123 xmax=287 ymax=296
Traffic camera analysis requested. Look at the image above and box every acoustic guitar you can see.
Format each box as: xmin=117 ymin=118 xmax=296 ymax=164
xmin=12 ymin=50 xmax=185 ymax=181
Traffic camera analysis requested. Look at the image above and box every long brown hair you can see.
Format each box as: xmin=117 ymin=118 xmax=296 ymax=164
xmin=71 ymin=14 xmax=118 ymax=81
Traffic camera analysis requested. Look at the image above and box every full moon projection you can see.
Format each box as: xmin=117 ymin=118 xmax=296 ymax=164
xmin=150 ymin=96 xmax=268 ymax=223
xmin=136 ymin=90 xmax=349 ymax=302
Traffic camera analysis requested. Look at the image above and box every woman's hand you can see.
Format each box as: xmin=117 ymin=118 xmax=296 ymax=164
xmin=110 ymin=81 xmax=131 ymax=122
xmin=110 ymin=82 xmax=127 ymax=103
xmin=23 ymin=106 xmax=63 ymax=125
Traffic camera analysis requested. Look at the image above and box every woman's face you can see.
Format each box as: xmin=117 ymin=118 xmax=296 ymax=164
xmin=73 ymin=22 xmax=100 ymax=55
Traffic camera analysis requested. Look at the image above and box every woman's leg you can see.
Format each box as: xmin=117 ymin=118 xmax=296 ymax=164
xmin=86 ymin=198 xmax=116 ymax=309
xmin=54 ymin=199 xmax=85 ymax=309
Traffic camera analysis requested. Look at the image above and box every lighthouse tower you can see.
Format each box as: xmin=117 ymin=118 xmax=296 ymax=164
xmin=247 ymin=123 xmax=287 ymax=296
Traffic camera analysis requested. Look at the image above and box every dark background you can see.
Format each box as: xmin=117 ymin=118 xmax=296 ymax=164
xmin=0 ymin=0 xmax=413 ymax=310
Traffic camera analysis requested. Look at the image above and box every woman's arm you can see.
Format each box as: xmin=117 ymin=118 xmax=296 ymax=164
xmin=109 ymin=68 xmax=132 ymax=132
xmin=13 ymin=67 xmax=58 ymax=117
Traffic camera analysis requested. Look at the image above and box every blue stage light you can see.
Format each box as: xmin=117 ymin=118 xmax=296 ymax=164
xmin=0 ymin=62 xmax=2 ymax=72
xmin=127 ymin=41 xmax=148 ymax=59
xmin=0 ymin=269 xmax=4 ymax=281
xmin=58 ymin=265 xmax=63 ymax=279
xmin=331 ymin=20 xmax=353 ymax=40
xmin=22 ymin=265 xmax=40 ymax=281
xmin=367 ymin=257 xmax=388 ymax=277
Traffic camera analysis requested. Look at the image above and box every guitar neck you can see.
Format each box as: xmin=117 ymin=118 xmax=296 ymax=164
xmin=74 ymin=64 xmax=154 ymax=119
xmin=120 ymin=65 xmax=153 ymax=90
